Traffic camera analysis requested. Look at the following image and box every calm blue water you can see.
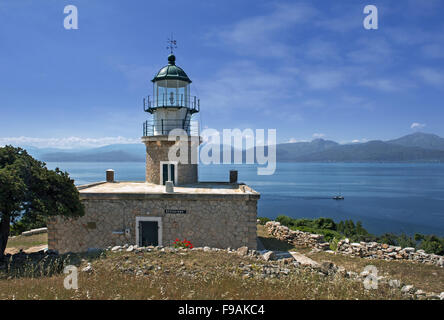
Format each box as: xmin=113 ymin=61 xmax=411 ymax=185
xmin=45 ymin=162 xmax=444 ymax=237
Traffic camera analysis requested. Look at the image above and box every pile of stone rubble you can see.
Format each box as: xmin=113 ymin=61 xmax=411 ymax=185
xmin=265 ymin=221 xmax=444 ymax=267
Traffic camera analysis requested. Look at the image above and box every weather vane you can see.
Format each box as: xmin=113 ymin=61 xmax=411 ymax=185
xmin=166 ymin=34 xmax=177 ymax=54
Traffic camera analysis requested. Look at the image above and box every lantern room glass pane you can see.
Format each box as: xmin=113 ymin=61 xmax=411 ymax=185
xmin=154 ymin=80 xmax=189 ymax=107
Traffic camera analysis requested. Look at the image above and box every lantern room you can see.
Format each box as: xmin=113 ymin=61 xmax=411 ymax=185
xmin=143 ymin=54 xmax=200 ymax=136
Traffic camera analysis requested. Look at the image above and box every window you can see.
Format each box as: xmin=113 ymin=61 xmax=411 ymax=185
xmin=161 ymin=162 xmax=177 ymax=185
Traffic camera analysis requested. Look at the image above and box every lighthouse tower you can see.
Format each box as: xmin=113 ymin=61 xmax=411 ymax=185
xmin=142 ymin=53 xmax=200 ymax=186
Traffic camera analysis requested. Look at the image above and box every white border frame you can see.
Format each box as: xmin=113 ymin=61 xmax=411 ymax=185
xmin=135 ymin=217 xmax=162 ymax=247
xmin=159 ymin=161 xmax=178 ymax=185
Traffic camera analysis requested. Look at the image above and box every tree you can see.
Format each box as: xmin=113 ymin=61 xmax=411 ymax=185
xmin=0 ymin=146 xmax=84 ymax=260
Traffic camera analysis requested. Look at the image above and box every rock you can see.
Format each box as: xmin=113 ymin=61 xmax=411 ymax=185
xmin=203 ymin=246 xmax=211 ymax=252
xmin=437 ymin=257 xmax=444 ymax=267
xmin=381 ymin=244 xmax=389 ymax=249
xmin=81 ymin=263 xmax=93 ymax=273
xmin=440 ymin=292 xmax=444 ymax=300
xmin=388 ymin=279 xmax=401 ymax=288
xmin=262 ymin=251 xmax=276 ymax=261
xmin=320 ymin=261 xmax=337 ymax=275
xmin=289 ymin=252 xmax=320 ymax=268
xmin=415 ymin=290 xmax=426 ymax=296
xmin=237 ymin=246 xmax=249 ymax=256
xmin=403 ymin=247 xmax=415 ymax=253
xmin=126 ymin=245 xmax=134 ymax=252
xmin=111 ymin=246 xmax=121 ymax=251
xmin=401 ymin=285 xmax=415 ymax=294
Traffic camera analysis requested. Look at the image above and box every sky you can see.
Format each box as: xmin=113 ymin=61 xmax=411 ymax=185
xmin=0 ymin=0 xmax=443 ymax=148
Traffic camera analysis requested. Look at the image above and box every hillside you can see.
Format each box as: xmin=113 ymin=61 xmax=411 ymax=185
xmin=291 ymin=140 xmax=444 ymax=162
xmin=387 ymin=132 xmax=444 ymax=151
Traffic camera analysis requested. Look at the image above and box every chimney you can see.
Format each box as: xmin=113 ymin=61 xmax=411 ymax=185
xmin=106 ymin=169 xmax=115 ymax=183
xmin=165 ymin=181 xmax=174 ymax=193
xmin=229 ymin=170 xmax=238 ymax=184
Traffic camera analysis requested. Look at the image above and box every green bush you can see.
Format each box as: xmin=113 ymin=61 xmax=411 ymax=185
xmin=269 ymin=215 xmax=444 ymax=254
xmin=330 ymin=237 xmax=340 ymax=251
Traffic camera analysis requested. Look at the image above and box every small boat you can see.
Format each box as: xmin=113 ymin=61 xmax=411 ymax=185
xmin=333 ymin=195 xmax=344 ymax=200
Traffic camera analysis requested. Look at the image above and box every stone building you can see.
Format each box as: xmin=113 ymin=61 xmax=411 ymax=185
xmin=47 ymin=53 xmax=260 ymax=253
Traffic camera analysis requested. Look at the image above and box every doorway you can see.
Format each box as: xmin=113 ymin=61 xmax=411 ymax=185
xmin=136 ymin=217 xmax=162 ymax=247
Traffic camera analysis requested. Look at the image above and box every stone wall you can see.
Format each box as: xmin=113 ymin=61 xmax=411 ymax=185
xmin=335 ymin=239 xmax=444 ymax=266
xmin=48 ymin=194 xmax=258 ymax=253
xmin=264 ymin=221 xmax=444 ymax=267
xmin=265 ymin=221 xmax=328 ymax=248
xmin=142 ymin=137 xmax=198 ymax=185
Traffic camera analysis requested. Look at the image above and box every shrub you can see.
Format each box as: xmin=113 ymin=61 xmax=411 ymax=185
xmin=330 ymin=237 xmax=340 ymax=251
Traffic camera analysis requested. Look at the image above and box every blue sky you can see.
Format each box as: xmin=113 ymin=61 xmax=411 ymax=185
xmin=0 ymin=0 xmax=443 ymax=148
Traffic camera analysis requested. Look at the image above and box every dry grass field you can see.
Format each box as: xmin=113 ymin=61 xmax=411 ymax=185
xmin=0 ymin=227 xmax=441 ymax=300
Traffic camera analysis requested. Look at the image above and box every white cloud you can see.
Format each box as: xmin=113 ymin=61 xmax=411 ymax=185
xmin=415 ymin=68 xmax=444 ymax=87
xmin=421 ymin=44 xmax=444 ymax=59
xmin=410 ymin=122 xmax=426 ymax=130
xmin=210 ymin=2 xmax=318 ymax=58
xmin=304 ymin=70 xmax=346 ymax=90
xmin=0 ymin=136 xmax=140 ymax=149
xmin=312 ymin=133 xmax=325 ymax=139
xmin=359 ymin=79 xmax=404 ymax=92
xmin=288 ymin=138 xmax=308 ymax=143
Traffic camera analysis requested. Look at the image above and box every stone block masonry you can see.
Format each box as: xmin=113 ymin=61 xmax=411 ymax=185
xmin=143 ymin=136 xmax=198 ymax=185
xmin=48 ymin=190 xmax=258 ymax=254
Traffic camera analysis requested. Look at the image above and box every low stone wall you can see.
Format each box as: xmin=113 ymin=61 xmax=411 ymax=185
xmin=265 ymin=221 xmax=329 ymax=249
xmin=336 ymin=239 xmax=444 ymax=266
xmin=264 ymin=221 xmax=444 ymax=267
xmin=22 ymin=227 xmax=48 ymax=237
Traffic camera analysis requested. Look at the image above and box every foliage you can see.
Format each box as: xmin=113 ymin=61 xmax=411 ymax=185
xmin=0 ymin=146 xmax=84 ymax=259
xmin=416 ymin=234 xmax=444 ymax=255
xmin=329 ymin=237 xmax=340 ymax=251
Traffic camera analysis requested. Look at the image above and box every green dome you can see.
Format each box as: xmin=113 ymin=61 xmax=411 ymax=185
xmin=151 ymin=54 xmax=192 ymax=83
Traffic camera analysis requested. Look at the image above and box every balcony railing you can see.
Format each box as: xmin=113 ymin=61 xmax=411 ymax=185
xmin=143 ymin=119 xmax=200 ymax=137
xmin=143 ymin=94 xmax=200 ymax=114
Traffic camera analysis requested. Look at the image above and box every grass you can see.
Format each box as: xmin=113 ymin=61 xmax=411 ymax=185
xmin=6 ymin=233 xmax=48 ymax=253
xmin=0 ymin=250 xmax=405 ymax=300
xmin=0 ymin=226 xmax=440 ymax=299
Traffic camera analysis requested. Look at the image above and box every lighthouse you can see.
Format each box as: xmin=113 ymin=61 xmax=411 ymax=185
xmin=142 ymin=53 xmax=200 ymax=186
xmin=47 ymin=44 xmax=260 ymax=253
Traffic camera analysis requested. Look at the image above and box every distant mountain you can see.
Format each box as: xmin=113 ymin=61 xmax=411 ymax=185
xmin=387 ymin=132 xmax=444 ymax=151
xmin=25 ymin=133 xmax=444 ymax=163
xmin=292 ymin=140 xmax=444 ymax=162
xmin=39 ymin=144 xmax=146 ymax=162
xmin=275 ymin=139 xmax=339 ymax=161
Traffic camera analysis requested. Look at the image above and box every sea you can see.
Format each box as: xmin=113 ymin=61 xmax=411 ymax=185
xmin=45 ymin=162 xmax=444 ymax=237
